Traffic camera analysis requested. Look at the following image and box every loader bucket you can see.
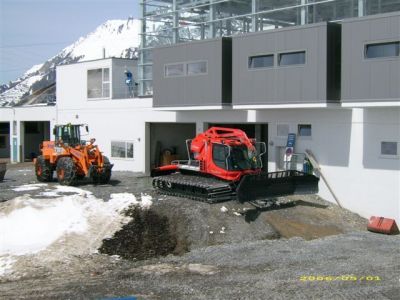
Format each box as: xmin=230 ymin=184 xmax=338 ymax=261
xmin=236 ymin=170 xmax=319 ymax=203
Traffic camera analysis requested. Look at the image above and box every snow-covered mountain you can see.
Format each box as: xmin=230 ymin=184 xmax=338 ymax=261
xmin=0 ymin=18 xmax=141 ymax=107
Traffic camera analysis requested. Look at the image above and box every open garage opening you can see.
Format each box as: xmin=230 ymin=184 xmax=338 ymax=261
xmin=149 ymin=123 xmax=196 ymax=169
xmin=0 ymin=122 xmax=10 ymax=162
xmin=207 ymin=123 xmax=269 ymax=171
xmin=22 ymin=121 xmax=50 ymax=161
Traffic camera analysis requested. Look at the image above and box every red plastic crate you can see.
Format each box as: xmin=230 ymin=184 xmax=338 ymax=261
xmin=367 ymin=216 xmax=399 ymax=235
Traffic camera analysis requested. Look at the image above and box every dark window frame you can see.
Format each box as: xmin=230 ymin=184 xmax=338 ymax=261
xmin=380 ymin=141 xmax=398 ymax=157
xmin=298 ymin=124 xmax=312 ymax=137
xmin=186 ymin=60 xmax=208 ymax=76
xmin=212 ymin=143 xmax=228 ymax=169
xmin=365 ymin=41 xmax=400 ymax=59
xmin=111 ymin=140 xmax=134 ymax=159
xmin=248 ymin=54 xmax=274 ymax=69
xmin=278 ymin=51 xmax=306 ymax=67
xmin=87 ymin=67 xmax=111 ymax=99
xmin=164 ymin=63 xmax=185 ymax=78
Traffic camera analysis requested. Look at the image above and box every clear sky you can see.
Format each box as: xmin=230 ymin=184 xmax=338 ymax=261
xmin=0 ymin=0 xmax=140 ymax=84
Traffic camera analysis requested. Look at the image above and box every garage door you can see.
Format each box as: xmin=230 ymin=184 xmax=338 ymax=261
xmin=150 ymin=123 xmax=196 ymax=169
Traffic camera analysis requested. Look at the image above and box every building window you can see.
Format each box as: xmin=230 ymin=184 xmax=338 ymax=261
xmin=0 ymin=136 xmax=6 ymax=149
xmin=165 ymin=63 xmax=185 ymax=77
xmin=381 ymin=141 xmax=398 ymax=156
xmin=298 ymin=124 xmax=312 ymax=137
xmin=111 ymin=141 xmax=134 ymax=159
xmin=279 ymin=51 xmax=306 ymax=66
xmin=187 ymin=61 xmax=207 ymax=75
xmin=365 ymin=42 xmax=400 ymax=59
xmin=277 ymin=124 xmax=289 ymax=137
xmin=249 ymin=54 xmax=274 ymax=69
xmin=87 ymin=68 xmax=110 ymax=99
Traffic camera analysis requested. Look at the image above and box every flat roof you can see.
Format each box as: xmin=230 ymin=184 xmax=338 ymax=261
xmin=57 ymin=57 xmax=138 ymax=68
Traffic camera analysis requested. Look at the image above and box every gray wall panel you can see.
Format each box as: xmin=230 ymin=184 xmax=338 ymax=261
xmin=153 ymin=38 xmax=230 ymax=107
xmin=342 ymin=13 xmax=400 ymax=102
xmin=232 ymin=23 xmax=335 ymax=106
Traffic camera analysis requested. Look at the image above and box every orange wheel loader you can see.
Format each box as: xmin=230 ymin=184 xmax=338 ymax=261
xmin=35 ymin=123 xmax=113 ymax=185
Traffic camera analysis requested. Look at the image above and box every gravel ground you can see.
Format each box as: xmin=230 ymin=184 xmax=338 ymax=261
xmin=0 ymin=163 xmax=399 ymax=300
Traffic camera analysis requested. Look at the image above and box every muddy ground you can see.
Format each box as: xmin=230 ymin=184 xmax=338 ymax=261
xmin=0 ymin=163 xmax=399 ymax=299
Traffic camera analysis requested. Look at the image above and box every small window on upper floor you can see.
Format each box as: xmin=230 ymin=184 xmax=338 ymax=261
xmin=365 ymin=41 xmax=400 ymax=59
xmin=87 ymin=68 xmax=110 ymax=99
xmin=165 ymin=63 xmax=185 ymax=77
xmin=298 ymin=124 xmax=312 ymax=137
xmin=187 ymin=61 xmax=207 ymax=75
xmin=279 ymin=51 xmax=306 ymax=66
xmin=381 ymin=141 xmax=398 ymax=157
xmin=249 ymin=54 xmax=274 ymax=69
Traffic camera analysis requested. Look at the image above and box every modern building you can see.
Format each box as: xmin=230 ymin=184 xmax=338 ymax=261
xmin=1 ymin=1 xmax=399 ymax=223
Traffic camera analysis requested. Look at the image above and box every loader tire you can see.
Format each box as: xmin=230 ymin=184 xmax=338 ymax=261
xmin=76 ymin=174 xmax=86 ymax=180
xmin=35 ymin=155 xmax=53 ymax=182
xmin=56 ymin=157 xmax=76 ymax=186
xmin=98 ymin=156 xmax=112 ymax=184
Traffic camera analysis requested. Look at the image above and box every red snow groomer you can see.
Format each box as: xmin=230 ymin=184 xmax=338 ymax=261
xmin=152 ymin=127 xmax=319 ymax=207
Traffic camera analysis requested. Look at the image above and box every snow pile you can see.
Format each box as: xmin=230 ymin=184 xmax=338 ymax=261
xmin=0 ymin=197 xmax=88 ymax=256
xmin=0 ymin=187 xmax=151 ymax=276
xmin=220 ymin=206 xmax=228 ymax=213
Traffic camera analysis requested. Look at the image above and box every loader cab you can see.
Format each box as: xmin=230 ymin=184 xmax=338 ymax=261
xmin=54 ymin=124 xmax=88 ymax=147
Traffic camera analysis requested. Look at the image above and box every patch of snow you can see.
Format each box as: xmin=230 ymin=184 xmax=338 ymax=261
xmin=39 ymin=190 xmax=60 ymax=197
xmin=209 ymin=231 xmax=214 ymax=234
xmin=219 ymin=227 xmax=226 ymax=234
xmin=17 ymin=169 xmax=32 ymax=173
xmin=12 ymin=183 xmax=47 ymax=192
xmin=140 ymin=194 xmax=153 ymax=209
xmin=220 ymin=206 xmax=228 ymax=213
xmin=109 ymin=193 xmax=139 ymax=210
xmin=0 ymin=256 xmax=16 ymax=276
xmin=24 ymin=63 xmax=43 ymax=76
xmin=54 ymin=185 xmax=92 ymax=197
xmin=233 ymin=212 xmax=241 ymax=216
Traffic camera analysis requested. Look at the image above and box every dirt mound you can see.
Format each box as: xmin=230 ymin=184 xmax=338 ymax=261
xmin=99 ymin=207 xmax=179 ymax=260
